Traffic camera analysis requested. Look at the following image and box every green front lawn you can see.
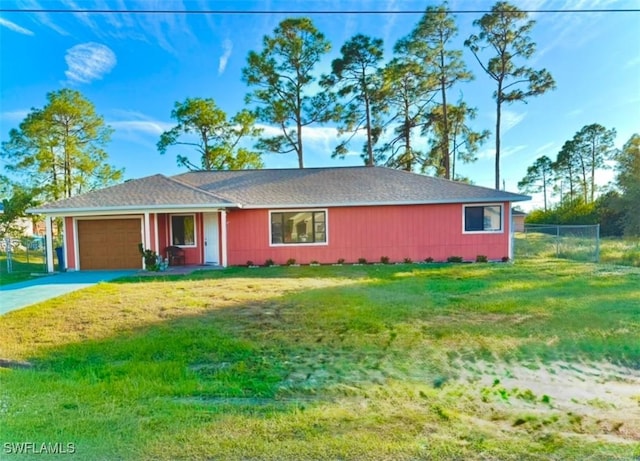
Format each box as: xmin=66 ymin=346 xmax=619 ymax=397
xmin=0 ymin=250 xmax=47 ymax=285
xmin=1 ymin=261 xmax=639 ymax=459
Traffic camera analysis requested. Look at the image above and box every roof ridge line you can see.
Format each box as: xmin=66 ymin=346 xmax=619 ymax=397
xmin=173 ymin=165 xmax=375 ymax=174
xmin=161 ymin=174 xmax=234 ymax=203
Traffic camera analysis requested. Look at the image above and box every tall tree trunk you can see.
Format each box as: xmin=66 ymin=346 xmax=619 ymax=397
xmin=404 ymin=121 xmax=412 ymax=171
xmin=64 ymin=147 xmax=71 ymax=198
xmin=203 ymin=135 xmax=211 ymax=170
xmin=542 ymin=170 xmax=547 ymax=211
xmin=495 ymin=92 xmax=502 ymax=190
xmin=296 ymin=83 xmax=304 ymax=169
xmin=297 ymin=121 xmax=304 ymax=169
xmin=568 ymin=171 xmax=574 ymax=202
xmin=578 ymin=155 xmax=588 ymax=202
xmin=439 ymin=46 xmax=450 ymax=179
xmin=404 ymin=96 xmax=412 ymax=171
xmin=361 ymin=65 xmax=374 ymax=167
xmin=364 ymin=95 xmax=373 ymax=167
xmin=296 ymin=98 xmax=304 ymax=169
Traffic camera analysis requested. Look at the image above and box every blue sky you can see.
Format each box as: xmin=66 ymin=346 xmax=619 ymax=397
xmin=1 ymin=0 xmax=639 ymax=210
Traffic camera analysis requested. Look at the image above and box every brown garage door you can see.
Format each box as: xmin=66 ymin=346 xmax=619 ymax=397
xmin=78 ymin=219 xmax=142 ymax=270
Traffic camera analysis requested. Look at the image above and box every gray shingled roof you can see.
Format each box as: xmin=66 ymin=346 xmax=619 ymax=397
xmin=30 ymin=174 xmax=232 ymax=213
xmin=174 ymin=167 xmax=529 ymax=208
xmin=31 ymin=167 xmax=529 ymax=213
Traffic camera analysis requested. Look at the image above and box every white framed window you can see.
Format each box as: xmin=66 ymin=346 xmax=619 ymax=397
xmin=171 ymin=214 xmax=196 ymax=247
xmin=269 ymin=209 xmax=328 ymax=246
xmin=463 ymin=204 xmax=503 ymax=233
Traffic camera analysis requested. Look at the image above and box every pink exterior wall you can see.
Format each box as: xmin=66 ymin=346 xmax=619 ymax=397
xmin=148 ymin=213 xmax=157 ymax=252
xmin=226 ymin=203 xmax=512 ymax=266
xmin=157 ymin=214 xmax=168 ymax=258
xmin=64 ymin=216 xmax=76 ymax=270
xmin=157 ymin=212 xmax=203 ymax=265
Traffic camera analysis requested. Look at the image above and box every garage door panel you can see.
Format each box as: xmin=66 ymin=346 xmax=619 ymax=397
xmin=78 ymin=219 xmax=142 ymax=270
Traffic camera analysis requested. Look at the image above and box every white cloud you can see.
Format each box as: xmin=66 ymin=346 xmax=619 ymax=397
xmin=533 ymin=0 xmax=617 ymax=59
xmin=64 ymin=42 xmax=117 ymax=84
xmin=381 ymin=0 xmax=399 ymax=46
xmin=218 ymin=39 xmax=233 ymax=75
xmin=108 ymin=111 xmax=173 ymax=148
xmin=0 ymin=17 xmax=34 ymax=35
xmin=133 ymin=0 xmax=194 ymax=54
xmin=109 ymin=120 xmax=172 ymax=135
xmin=501 ymin=145 xmax=528 ymax=159
xmin=61 ymin=0 xmax=99 ymax=32
xmin=623 ymin=55 xmax=640 ymax=70
xmin=18 ymin=0 xmax=69 ymax=35
xmin=533 ymin=142 xmax=557 ymax=156
xmin=476 ymin=144 xmax=527 ymax=161
xmin=108 ymin=110 xmax=173 ymax=135
xmin=0 ymin=109 xmax=29 ymax=123
xmin=502 ymin=110 xmax=527 ymax=133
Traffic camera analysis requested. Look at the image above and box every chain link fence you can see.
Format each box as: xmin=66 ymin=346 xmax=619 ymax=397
xmin=0 ymin=236 xmax=48 ymax=276
xmin=514 ymin=224 xmax=600 ymax=263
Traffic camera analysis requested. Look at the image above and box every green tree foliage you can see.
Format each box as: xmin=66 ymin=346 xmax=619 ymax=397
xmin=323 ymin=34 xmax=386 ymax=166
xmin=525 ymin=193 xmax=625 ymax=237
xmin=397 ymin=3 xmax=473 ymax=179
xmin=157 ymin=98 xmax=263 ymax=171
xmin=425 ymin=101 xmax=489 ymax=179
xmin=242 ymin=18 xmax=334 ymax=169
xmin=465 ymin=1 xmax=555 ymax=189
xmin=1 ymin=89 xmax=122 ymax=202
xmin=572 ymin=123 xmax=617 ymax=203
xmin=377 ymin=57 xmax=435 ymax=171
xmin=551 ymin=124 xmax=616 ymax=204
xmin=518 ymin=155 xmax=553 ymax=211
xmin=553 ymin=139 xmax=581 ymax=203
xmin=595 ymin=191 xmax=624 ymax=237
xmin=615 ymin=133 xmax=640 ymax=236
xmin=0 ymin=188 xmax=36 ymax=237
xmin=525 ymin=198 xmax=597 ymax=226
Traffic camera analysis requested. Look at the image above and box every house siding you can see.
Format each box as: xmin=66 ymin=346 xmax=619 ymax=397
xmin=157 ymin=212 xmax=203 ymax=265
xmin=226 ymin=203 xmax=511 ymax=266
xmin=65 ymin=216 xmax=76 ymax=270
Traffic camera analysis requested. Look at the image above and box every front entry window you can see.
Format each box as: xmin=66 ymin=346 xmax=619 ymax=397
xmin=171 ymin=215 xmax=195 ymax=246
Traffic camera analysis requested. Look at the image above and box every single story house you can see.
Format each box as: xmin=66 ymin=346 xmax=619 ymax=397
xmin=28 ymin=167 xmax=529 ymax=272
xmin=511 ymin=209 xmax=527 ymax=232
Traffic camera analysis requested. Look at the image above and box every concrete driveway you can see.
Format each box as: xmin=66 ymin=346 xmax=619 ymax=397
xmin=0 ymin=271 xmax=135 ymax=316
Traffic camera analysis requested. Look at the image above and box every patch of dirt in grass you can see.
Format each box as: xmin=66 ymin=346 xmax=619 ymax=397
xmin=431 ymin=312 xmax=547 ymax=326
xmin=593 ymin=265 xmax=640 ymax=277
xmin=458 ymin=360 xmax=640 ymax=443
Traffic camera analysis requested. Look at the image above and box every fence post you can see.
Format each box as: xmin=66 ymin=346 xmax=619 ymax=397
xmin=556 ymin=225 xmax=560 ymax=257
xmin=5 ymin=237 xmax=12 ymax=273
xmin=595 ymin=224 xmax=600 ymax=263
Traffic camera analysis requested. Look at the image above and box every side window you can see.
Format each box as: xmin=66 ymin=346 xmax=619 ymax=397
xmin=464 ymin=205 xmax=502 ymax=232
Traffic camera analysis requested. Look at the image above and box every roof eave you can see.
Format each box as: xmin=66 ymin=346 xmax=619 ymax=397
xmin=27 ymin=203 xmax=239 ymax=216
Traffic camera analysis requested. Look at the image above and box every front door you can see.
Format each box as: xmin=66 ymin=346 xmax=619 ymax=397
xmin=203 ymin=212 xmax=220 ymax=265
